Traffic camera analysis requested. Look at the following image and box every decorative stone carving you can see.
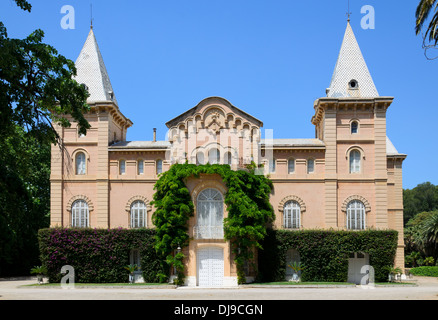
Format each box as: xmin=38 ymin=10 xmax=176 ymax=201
xmin=204 ymin=107 xmax=225 ymax=133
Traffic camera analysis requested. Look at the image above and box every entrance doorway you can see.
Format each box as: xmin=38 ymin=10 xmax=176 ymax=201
xmin=347 ymin=252 xmax=370 ymax=284
xmin=197 ymin=247 xmax=224 ymax=287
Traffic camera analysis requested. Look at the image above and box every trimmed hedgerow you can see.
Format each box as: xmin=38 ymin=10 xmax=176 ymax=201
xmin=257 ymin=229 xmax=398 ymax=283
xmin=38 ymin=228 xmax=165 ymax=283
xmin=409 ymin=266 xmax=438 ymax=277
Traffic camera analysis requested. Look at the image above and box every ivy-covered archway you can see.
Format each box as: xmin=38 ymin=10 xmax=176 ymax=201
xmin=151 ymin=163 xmax=274 ymax=284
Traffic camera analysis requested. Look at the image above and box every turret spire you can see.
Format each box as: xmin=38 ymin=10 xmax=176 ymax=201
xmin=326 ymin=21 xmax=379 ymax=98
xmin=74 ymin=28 xmax=118 ymax=105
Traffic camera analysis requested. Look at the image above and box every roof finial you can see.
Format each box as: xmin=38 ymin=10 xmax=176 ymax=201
xmin=347 ymin=0 xmax=352 ymax=22
xmin=90 ymin=4 xmax=93 ymax=29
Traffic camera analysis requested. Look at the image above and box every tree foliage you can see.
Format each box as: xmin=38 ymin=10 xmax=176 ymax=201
xmin=151 ymin=163 xmax=274 ymax=284
xmin=403 ymin=182 xmax=438 ymax=225
xmin=404 ymin=182 xmax=438 ymax=265
xmin=0 ymin=126 xmax=51 ymax=275
xmin=0 ymin=0 xmax=91 ymax=275
xmin=415 ymin=0 xmax=438 ymax=59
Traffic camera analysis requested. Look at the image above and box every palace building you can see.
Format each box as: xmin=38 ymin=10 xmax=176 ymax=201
xmin=50 ymin=21 xmax=406 ymax=286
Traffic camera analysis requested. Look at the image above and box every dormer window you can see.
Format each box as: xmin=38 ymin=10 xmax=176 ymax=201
xmin=349 ymin=79 xmax=359 ymax=89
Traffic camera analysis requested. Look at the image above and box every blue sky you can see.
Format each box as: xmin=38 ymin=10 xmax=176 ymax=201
xmin=1 ymin=0 xmax=436 ymax=189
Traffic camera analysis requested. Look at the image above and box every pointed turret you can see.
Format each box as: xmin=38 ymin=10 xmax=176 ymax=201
xmin=326 ymin=21 xmax=379 ymax=98
xmin=74 ymin=27 xmax=118 ymax=105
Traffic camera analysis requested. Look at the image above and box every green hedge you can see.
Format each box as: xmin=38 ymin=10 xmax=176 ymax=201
xmin=257 ymin=229 xmax=398 ymax=283
xmin=409 ymin=266 xmax=438 ymax=277
xmin=38 ymin=228 xmax=166 ymax=283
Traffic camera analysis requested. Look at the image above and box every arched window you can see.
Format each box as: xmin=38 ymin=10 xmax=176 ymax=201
xmin=137 ymin=160 xmax=144 ymax=175
xmin=351 ymin=121 xmax=359 ymax=134
xmin=196 ymin=188 xmax=223 ymax=239
xmin=71 ymin=200 xmax=89 ymax=228
xmin=283 ymin=201 xmax=301 ymax=229
xmin=288 ymin=158 xmax=295 ymax=174
xmin=119 ymin=159 xmax=126 ymax=175
xmin=196 ymin=152 xmax=205 ymax=165
xmin=75 ymin=152 xmax=86 ymax=175
xmin=349 ymin=150 xmax=361 ymax=173
xmin=130 ymin=201 xmax=147 ymax=228
xmin=224 ymin=152 xmax=232 ymax=166
xmin=208 ymin=148 xmax=220 ymax=164
xmin=346 ymin=200 xmax=366 ymax=230
xmin=156 ymin=159 xmax=163 ymax=175
xmin=307 ymin=158 xmax=315 ymax=174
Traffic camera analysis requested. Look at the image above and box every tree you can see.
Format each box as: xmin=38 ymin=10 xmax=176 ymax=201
xmin=403 ymin=182 xmax=438 ymax=225
xmin=419 ymin=212 xmax=438 ymax=259
xmin=0 ymin=0 xmax=90 ymax=275
xmin=415 ymin=0 xmax=438 ymax=59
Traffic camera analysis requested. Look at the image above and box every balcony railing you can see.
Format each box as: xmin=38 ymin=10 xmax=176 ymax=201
xmin=193 ymin=225 xmax=224 ymax=239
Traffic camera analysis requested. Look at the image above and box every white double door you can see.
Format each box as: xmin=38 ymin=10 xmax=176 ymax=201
xmin=197 ymin=247 xmax=224 ymax=287
xmin=348 ymin=252 xmax=370 ymax=285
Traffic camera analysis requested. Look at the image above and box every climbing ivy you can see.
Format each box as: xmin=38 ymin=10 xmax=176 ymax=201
xmin=151 ymin=163 xmax=274 ymax=285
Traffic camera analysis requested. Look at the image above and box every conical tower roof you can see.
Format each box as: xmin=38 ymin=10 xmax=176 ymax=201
xmin=74 ymin=27 xmax=118 ymax=105
xmin=327 ymin=21 xmax=379 ymax=98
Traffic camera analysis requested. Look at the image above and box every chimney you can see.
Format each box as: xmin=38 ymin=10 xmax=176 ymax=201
xmin=153 ymin=128 xmax=157 ymax=142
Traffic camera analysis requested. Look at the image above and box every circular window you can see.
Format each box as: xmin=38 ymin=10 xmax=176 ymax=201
xmin=349 ymin=80 xmax=358 ymax=89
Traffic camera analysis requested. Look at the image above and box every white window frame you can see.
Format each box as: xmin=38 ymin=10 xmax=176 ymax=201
xmin=283 ymin=201 xmax=301 ymax=229
xmin=137 ymin=160 xmax=144 ymax=175
xmin=130 ymin=201 xmax=147 ymax=228
xmin=156 ymin=159 xmax=163 ymax=175
xmin=351 ymin=121 xmax=359 ymax=134
xmin=346 ymin=200 xmax=366 ymax=230
xmin=208 ymin=148 xmax=220 ymax=164
xmin=307 ymin=158 xmax=315 ymax=174
xmin=349 ymin=150 xmax=361 ymax=174
xmin=195 ymin=188 xmax=224 ymax=239
xmin=196 ymin=152 xmax=205 ymax=165
xmin=288 ymin=158 xmax=295 ymax=174
xmin=75 ymin=152 xmax=86 ymax=175
xmin=71 ymin=200 xmax=89 ymax=228
xmin=119 ymin=159 xmax=126 ymax=175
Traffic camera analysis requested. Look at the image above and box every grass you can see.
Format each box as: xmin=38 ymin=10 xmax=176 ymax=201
xmin=26 ymin=282 xmax=172 ymax=287
xmin=247 ymin=281 xmax=356 ymax=286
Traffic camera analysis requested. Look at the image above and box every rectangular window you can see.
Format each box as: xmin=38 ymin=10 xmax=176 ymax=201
xmin=138 ymin=160 xmax=144 ymax=175
xmin=307 ymin=159 xmax=315 ymax=174
xmin=288 ymin=159 xmax=295 ymax=174
xmin=156 ymin=159 xmax=163 ymax=175
xmin=119 ymin=160 xmax=126 ymax=175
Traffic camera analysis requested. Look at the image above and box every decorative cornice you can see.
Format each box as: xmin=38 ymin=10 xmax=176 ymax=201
xmin=67 ymin=195 xmax=94 ymax=212
xmin=278 ymin=195 xmax=306 ymax=212
xmin=125 ymin=195 xmax=151 ymax=212
xmin=341 ymin=195 xmax=371 ymax=212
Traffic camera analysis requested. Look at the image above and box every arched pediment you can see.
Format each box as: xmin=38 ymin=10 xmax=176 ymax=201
xmin=67 ymin=195 xmax=94 ymax=212
xmin=125 ymin=195 xmax=151 ymax=212
xmin=278 ymin=195 xmax=306 ymax=212
xmin=341 ymin=195 xmax=371 ymax=212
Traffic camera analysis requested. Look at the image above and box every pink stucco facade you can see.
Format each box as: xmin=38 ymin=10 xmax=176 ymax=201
xmin=50 ymin=22 xmax=407 ymax=286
